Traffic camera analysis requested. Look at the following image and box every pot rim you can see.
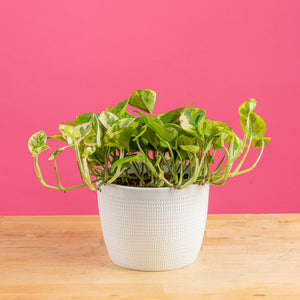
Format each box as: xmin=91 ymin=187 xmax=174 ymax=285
xmin=99 ymin=183 xmax=209 ymax=192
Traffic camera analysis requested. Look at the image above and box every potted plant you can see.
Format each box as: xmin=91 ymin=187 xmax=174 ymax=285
xmin=28 ymin=89 xmax=270 ymax=271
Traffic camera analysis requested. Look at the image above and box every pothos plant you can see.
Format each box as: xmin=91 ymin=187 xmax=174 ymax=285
xmin=28 ymin=89 xmax=271 ymax=191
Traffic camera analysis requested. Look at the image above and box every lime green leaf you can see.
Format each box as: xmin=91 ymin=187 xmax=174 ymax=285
xmin=128 ymin=89 xmax=156 ymax=114
xmin=199 ymin=118 xmax=219 ymax=138
xmin=64 ymin=113 xmax=96 ymax=126
xmin=239 ymin=99 xmax=256 ymax=117
xmin=253 ymin=137 xmax=271 ymax=149
xmin=48 ymin=145 xmax=70 ymax=160
xmin=105 ymin=118 xmax=138 ymax=150
xmin=47 ymin=134 xmax=67 ymax=143
xmin=111 ymin=153 xmax=147 ymax=172
xmin=240 ymin=112 xmax=266 ymax=139
xmin=137 ymin=112 xmax=177 ymax=141
xmin=59 ymin=124 xmax=81 ymax=140
xmin=180 ymin=145 xmax=200 ymax=153
xmin=28 ymin=131 xmax=50 ymax=155
xmin=107 ymin=99 xmax=129 ymax=118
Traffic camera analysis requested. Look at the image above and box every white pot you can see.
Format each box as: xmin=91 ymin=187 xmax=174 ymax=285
xmin=97 ymin=184 xmax=209 ymax=271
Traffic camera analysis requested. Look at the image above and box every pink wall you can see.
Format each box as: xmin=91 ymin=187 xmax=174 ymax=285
xmin=0 ymin=0 xmax=299 ymax=215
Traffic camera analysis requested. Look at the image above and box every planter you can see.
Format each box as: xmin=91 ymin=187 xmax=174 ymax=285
xmin=97 ymin=184 xmax=209 ymax=271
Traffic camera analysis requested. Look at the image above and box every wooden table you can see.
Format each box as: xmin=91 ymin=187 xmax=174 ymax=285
xmin=0 ymin=214 xmax=299 ymax=299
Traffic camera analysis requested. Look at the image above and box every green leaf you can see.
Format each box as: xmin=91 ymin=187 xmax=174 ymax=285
xmin=142 ymin=128 xmax=160 ymax=149
xmin=137 ymin=112 xmax=177 ymax=141
xmin=47 ymin=134 xmax=67 ymax=143
xmin=180 ymin=145 xmax=200 ymax=153
xmin=128 ymin=89 xmax=156 ymax=114
xmin=105 ymin=118 xmax=138 ymax=150
xmin=159 ymin=103 xmax=194 ymax=124
xmin=199 ymin=118 xmax=219 ymax=138
xmin=179 ymin=108 xmax=206 ymax=136
xmin=76 ymin=122 xmax=92 ymax=139
xmin=59 ymin=124 xmax=81 ymax=140
xmin=99 ymin=111 xmax=119 ymax=129
xmin=253 ymin=137 xmax=271 ymax=149
xmin=111 ymin=153 xmax=147 ymax=172
xmin=48 ymin=145 xmax=70 ymax=160
xmin=239 ymin=99 xmax=256 ymax=117
xmin=28 ymin=131 xmax=50 ymax=155
xmin=107 ymin=99 xmax=129 ymax=118
xmin=64 ymin=113 xmax=96 ymax=126
xmin=240 ymin=112 xmax=266 ymax=140
xmin=133 ymin=125 xmax=147 ymax=141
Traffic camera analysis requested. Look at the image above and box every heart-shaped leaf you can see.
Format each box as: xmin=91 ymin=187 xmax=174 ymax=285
xmin=128 ymin=89 xmax=156 ymax=114
xmin=240 ymin=112 xmax=266 ymax=140
xmin=28 ymin=131 xmax=50 ymax=155
xmin=59 ymin=124 xmax=81 ymax=140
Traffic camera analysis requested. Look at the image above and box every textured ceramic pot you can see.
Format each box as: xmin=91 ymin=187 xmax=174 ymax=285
xmin=97 ymin=184 xmax=209 ymax=271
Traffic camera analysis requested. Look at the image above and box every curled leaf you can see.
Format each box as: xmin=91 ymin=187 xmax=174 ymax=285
xmin=253 ymin=137 xmax=271 ymax=149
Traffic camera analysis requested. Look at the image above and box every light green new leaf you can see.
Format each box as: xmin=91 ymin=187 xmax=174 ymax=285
xmin=111 ymin=153 xmax=147 ymax=172
xmin=128 ymin=89 xmax=156 ymax=114
xmin=180 ymin=145 xmax=200 ymax=153
xmin=253 ymin=137 xmax=271 ymax=149
xmin=238 ymin=99 xmax=256 ymax=117
xmin=99 ymin=111 xmax=119 ymax=129
xmin=105 ymin=118 xmax=138 ymax=150
xmin=28 ymin=131 xmax=50 ymax=155
xmin=59 ymin=124 xmax=81 ymax=140
xmin=179 ymin=108 xmax=206 ymax=136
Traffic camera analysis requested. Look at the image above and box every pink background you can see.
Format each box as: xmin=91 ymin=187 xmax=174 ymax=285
xmin=0 ymin=1 xmax=299 ymax=215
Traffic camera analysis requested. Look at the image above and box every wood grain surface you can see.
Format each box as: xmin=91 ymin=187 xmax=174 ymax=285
xmin=0 ymin=214 xmax=299 ymax=299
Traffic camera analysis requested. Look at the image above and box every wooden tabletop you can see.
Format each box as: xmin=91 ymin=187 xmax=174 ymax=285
xmin=0 ymin=214 xmax=299 ymax=300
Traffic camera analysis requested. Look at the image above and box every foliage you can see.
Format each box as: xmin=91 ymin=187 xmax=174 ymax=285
xmin=28 ymin=89 xmax=271 ymax=191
